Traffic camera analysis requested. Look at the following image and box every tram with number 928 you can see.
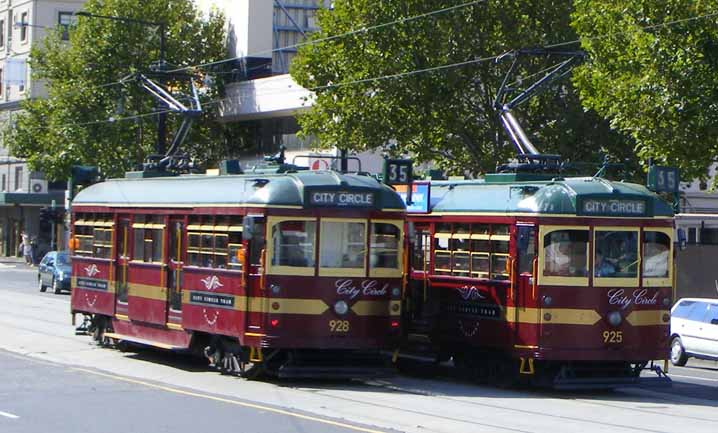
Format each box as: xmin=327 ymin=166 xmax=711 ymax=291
xmin=69 ymin=167 xmax=405 ymax=378
xmin=400 ymin=171 xmax=675 ymax=389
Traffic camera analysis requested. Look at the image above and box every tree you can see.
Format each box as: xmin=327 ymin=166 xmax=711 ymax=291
xmin=2 ymin=0 xmax=243 ymax=180
xmin=291 ymin=0 xmax=635 ymax=176
xmin=572 ymin=0 xmax=718 ymax=183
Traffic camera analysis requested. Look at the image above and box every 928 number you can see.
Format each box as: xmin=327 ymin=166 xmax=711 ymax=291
xmin=329 ymin=320 xmax=350 ymax=333
xmin=602 ymin=330 xmax=623 ymax=344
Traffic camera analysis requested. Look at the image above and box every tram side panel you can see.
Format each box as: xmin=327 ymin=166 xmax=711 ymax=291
xmin=71 ymin=256 xmax=116 ymax=316
xmin=181 ymin=268 xmax=246 ymax=338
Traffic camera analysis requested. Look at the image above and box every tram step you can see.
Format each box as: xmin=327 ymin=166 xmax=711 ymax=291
xmin=103 ymin=332 xmax=187 ymax=351
xmin=277 ymin=364 xmax=394 ymax=380
xmin=553 ymin=374 xmax=672 ymax=390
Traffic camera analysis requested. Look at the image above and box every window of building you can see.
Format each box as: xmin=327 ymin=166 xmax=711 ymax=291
xmin=187 ymin=215 xmax=243 ymax=270
xmin=0 ymin=20 xmax=5 ymax=47
xmin=58 ymin=12 xmax=75 ymax=41
xmin=1 ymin=174 xmax=5 ymax=191
xmin=700 ymin=228 xmax=718 ymax=245
xmin=433 ymin=223 xmax=510 ymax=280
xmin=20 ymin=12 xmax=28 ymax=42
xmin=688 ymin=227 xmax=698 ymax=244
xmin=14 ymin=166 xmax=23 ymax=190
xmin=0 ymin=68 xmax=3 ymax=96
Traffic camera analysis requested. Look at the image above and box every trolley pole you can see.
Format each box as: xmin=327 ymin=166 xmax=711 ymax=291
xmin=340 ymin=149 xmax=348 ymax=173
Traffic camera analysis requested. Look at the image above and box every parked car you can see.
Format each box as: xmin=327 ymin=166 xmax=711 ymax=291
xmin=670 ymin=298 xmax=718 ymax=366
xmin=38 ymin=251 xmax=72 ymax=294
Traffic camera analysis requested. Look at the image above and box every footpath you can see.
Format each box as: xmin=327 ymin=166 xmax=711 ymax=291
xmin=0 ymin=257 xmax=31 ymax=269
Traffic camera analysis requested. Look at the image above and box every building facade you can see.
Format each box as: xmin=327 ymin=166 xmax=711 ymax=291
xmin=195 ymin=0 xmax=385 ymax=173
xmin=0 ymin=0 xmax=84 ymax=258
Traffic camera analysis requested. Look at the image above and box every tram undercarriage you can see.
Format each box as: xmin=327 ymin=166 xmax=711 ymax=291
xmin=77 ymin=313 xmax=393 ymax=380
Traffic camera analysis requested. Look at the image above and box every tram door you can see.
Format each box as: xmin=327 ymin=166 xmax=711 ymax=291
xmin=167 ymin=219 xmax=184 ymax=327
xmin=514 ymin=225 xmax=539 ymax=346
xmin=243 ymin=216 xmax=266 ymax=331
xmin=115 ymin=218 xmax=131 ymax=316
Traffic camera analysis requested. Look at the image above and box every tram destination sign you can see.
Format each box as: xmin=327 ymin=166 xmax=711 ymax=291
xmin=307 ymin=190 xmax=376 ymax=208
xmin=577 ymin=196 xmax=650 ymax=217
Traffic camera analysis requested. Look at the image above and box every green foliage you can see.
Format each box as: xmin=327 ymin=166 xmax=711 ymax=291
xmin=2 ymin=0 xmax=244 ymax=180
xmin=292 ymin=0 xmax=635 ymax=176
xmin=572 ymin=0 xmax=718 ymax=183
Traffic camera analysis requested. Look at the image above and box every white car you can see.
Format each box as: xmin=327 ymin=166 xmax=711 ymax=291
xmin=670 ymin=298 xmax=718 ymax=366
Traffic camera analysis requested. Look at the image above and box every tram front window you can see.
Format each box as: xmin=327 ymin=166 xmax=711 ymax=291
xmin=594 ymin=231 xmax=639 ymax=278
xmin=543 ymin=230 xmax=588 ymax=277
xmin=643 ymin=231 xmax=670 ymax=278
xmin=272 ymin=220 xmax=316 ymax=267
xmin=320 ymin=221 xmax=366 ymax=269
xmin=370 ymin=222 xmax=400 ymax=269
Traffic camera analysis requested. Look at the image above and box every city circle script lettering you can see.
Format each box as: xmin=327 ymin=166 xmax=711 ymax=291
xmin=582 ymin=199 xmax=646 ymax=216
xmin=336 ymin=279 xmax=388 ymax=299
xmin=310 ymin=191 xmax=374 ymax=207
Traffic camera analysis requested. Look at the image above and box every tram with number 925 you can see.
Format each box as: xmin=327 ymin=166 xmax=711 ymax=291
xmin=400 ymin=172 xmax=674 ymax=389
xmin=69 ymin=167 xmax=405 ymax=378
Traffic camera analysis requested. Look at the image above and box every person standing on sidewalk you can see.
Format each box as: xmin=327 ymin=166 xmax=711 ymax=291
xmin=18 ymin=232 xmax=34 ymax=266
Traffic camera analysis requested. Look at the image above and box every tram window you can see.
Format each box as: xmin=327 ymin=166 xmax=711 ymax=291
xmin=543 ymin=230 xmax=588 ymax=277
xmin=594 ymin=230 xmax=638 ymax=278
xmin=320 ymin=221 xmax=366 ymax=269
xmin=471 ymin=253 xmax=490 ymax=277
xmin=434 ymin=235 xmax=451 ymax=275
xmin=249 ymin=222 xmax=266 ymax=266
xmin=454 ymin=224 xmax=471 ymax=235
xmin=472 ymin=224 xmax=490 ymax=235
xmin=517 ymin=226 xmax=536 ymax=274
xmin=370 ymin=222 xmax=400 ymax=269
xmin=451 ymin=238 xmax=470 ymax=251
xmin=643 ymin=231 xmax=670 ymax=278
xmin=272 ymin=220 xmax=316 ymax=267
xmin=452 ymin=252 xmax=470 ymax=275
xmin=93 ymin=228 xmax=112 ymax=259
xmin=411 ymin=229 xmax=431 ymax=272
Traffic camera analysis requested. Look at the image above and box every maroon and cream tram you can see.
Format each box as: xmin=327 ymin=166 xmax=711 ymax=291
xmin=69 ymin=168 xmax=405 ymax=378
xmin=402 ymin=173 xmax=674 ymax=388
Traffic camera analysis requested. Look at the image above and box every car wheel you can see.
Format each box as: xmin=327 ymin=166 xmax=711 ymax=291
xmin=670 ymin=337 xmax=688 ymax=366
xmin=53 ymin=278 xmax=61 ymax=295
xmin=38 ymin=276 xmax=47 ymax=292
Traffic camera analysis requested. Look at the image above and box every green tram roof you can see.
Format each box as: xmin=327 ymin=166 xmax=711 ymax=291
xmin=427 ymin=175 xmax=674 ymax=217
xmin=72 ymin=170 xmax=406 ymax=210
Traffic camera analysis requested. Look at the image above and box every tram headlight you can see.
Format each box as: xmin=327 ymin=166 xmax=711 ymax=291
xmin=334 ymin=300 xmax=349 ymax=315
xmin=543 ymin=295 xmax=553 ymax=306
xmin=607 ymin=311 xmax=622 ymax=327
xmin=271 ymin=284 xmax=281 ymax=294
xmin=391 ymin=287 xmax=401 ymax=297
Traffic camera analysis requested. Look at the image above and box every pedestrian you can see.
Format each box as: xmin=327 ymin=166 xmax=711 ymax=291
xmin=19 ymin=232 xmax=34 ymax=266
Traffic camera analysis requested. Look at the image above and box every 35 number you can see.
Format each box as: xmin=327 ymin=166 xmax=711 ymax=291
xmin=602 ymin=330 xmax=623 ymax=344
xmin=329 ymin=320 xmax=350 ymax=333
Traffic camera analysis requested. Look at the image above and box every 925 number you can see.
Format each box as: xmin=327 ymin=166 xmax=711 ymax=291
xmin=329 ymin=320 xmax=350 ymax=333
xmin=602 ymin=330 xmax=623 ymax=344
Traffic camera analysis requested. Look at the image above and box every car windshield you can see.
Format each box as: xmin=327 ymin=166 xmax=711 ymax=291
xmin=56 ymin=253 xmax=70 ymax=266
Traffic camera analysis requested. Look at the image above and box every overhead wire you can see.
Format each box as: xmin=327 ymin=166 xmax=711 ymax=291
xmin=21 ymin=7 xmax=718 ymax=132
xmin=165 ymin=0 xmax=488 ymax=74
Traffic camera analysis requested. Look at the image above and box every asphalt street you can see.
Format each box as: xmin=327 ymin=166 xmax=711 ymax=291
xmin=1 ymin=259 xmax=718 ymax=433
xmin=0 ymin=350 xmax=391 ymax=433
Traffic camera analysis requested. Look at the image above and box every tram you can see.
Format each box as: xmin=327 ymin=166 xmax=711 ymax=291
xmin=401 ymin=172 xmax=674 ymax=388
xmin=69 ymin=166 xmax=405 ymax=378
